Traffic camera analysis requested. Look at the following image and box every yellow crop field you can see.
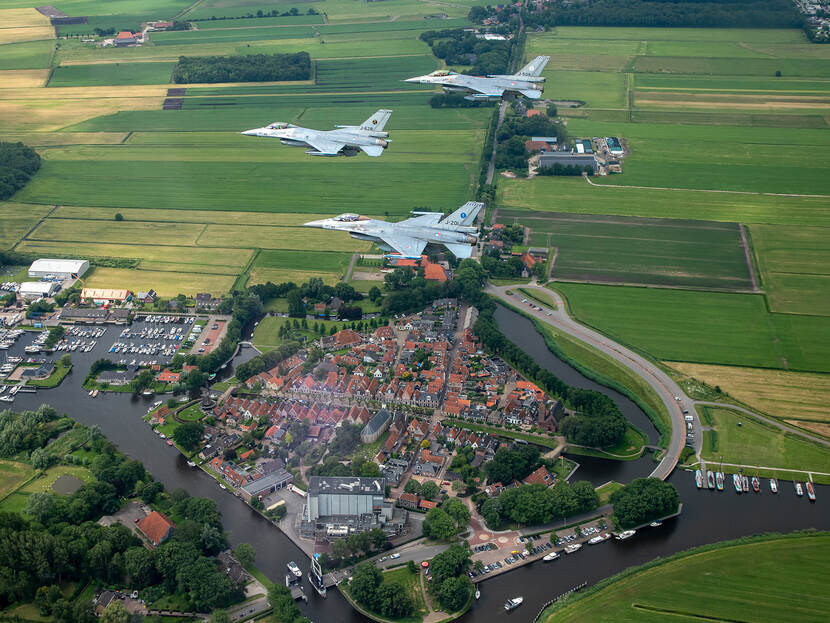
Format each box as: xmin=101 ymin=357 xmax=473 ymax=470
xmin=670 ymin=362 xmax=830 ymax=423
xmin=84 ymin=267 xmax=236 ymax=297
xmin=15 ymin=240 xmax=252 ymax=269
xmin=0 ymin=202 xmax=52 ymax=250
xmin=248 ymin=267 xmax=340 ymax=286
xmin=0 ymin=96 xmax=161 ymax=132
xmin=0 ymin=26 xmax=54 ymax=44
xmin=0 ymin=8 xmax=51 ymax=28
xmin=197 ymin=225 xmax=372 ymax=252
xmin=51 ymin=206 xmax=331 ymax=226
xmin=0 ymin=69 xmax=48 ymax=87
xmin=30 ymin=218 xmax=207 ymax=246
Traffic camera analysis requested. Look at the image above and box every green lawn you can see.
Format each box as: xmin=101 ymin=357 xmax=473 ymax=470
xmin=49 ymin=62 xmax=176 ymax=87
xmin=517 ymin=288 xmax=557 ymax=309
xmin=553 ymin=283 xmax=830 ymax=373
xmin=26 ymin=362 xmax=72 ymax=388
xmin=541 ymin=533 xmax=830 ymax=623
xmin=19 ymin=465 xmax=95 ymax=494
xmin=176 ymin=403 xmax=204 ymax=422
xmin=700 ymin=406 xmax=830 ymax=476
xmin=595 ymin=481 xmax=624 ymax=505
xmin=0 ymin=39 xmax=54 ymax=70
xmin=567 ymin=425 xmax=647 ymax=460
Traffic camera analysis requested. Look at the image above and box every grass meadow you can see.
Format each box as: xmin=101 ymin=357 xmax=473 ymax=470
xmin=0 ymin=39 xmax=54 ymax=69
xmin=542 ymin=534 xmax=830 ymax=623
xmin=49 ymin=62 xmax=176 ymax=87
xmin=83 ymin=266 xmax=236 ymax=296
xmin=511 ymin=211 xmax=752 ymax=289
xmin=700 ymin=406 xmax=830 ymax=474
xmin=0 ymin=202 xmax=52 ymax=250
xmin=0 ymin=460 xmax=34 ymax=500
xmin=554 ymin=283 xmax=830 ymax=373
xmin=671 ymin=362 xmax=830 ymax=426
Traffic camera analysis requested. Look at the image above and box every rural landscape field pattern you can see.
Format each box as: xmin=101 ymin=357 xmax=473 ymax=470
xmin=0 ymin=0 xmax=829 ymax=437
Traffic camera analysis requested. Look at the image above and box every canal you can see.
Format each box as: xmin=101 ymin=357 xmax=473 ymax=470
xmin=8 ymin=312 xmax=828 ymax=622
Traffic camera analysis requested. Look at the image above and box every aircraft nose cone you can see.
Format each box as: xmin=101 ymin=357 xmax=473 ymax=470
xmin=304 ymin=219 xmax=326 ymax=228
xmin=241 ymin=129 xmax=257 ymax=136
xmin=403 ymin=77 xmax=421 ymax=83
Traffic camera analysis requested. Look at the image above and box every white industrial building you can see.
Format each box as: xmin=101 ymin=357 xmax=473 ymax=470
xmin=19 ymin=281 xmax=59 ymax=300
xmin=28 ymin=258 xmax=89 ymax=280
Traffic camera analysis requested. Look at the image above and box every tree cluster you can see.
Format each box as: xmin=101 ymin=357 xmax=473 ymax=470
xmin=537 ymin=163 xmax=595 ymax=176
xmin=495 ymin=112 xmax=567 ymax=171
xmin=0 ymin=141 xmax=41 ymax=200
xmin=481 ymin=248 xmax=525 ymax=278
xmin=428 ymin=543 xmax=473 ymax=612
xmin=522 ymin=0 xmax=803 ymax=29
xmin=419 ymin=28 xmax=512 ymax=75
xmin=268 ymin=584 xmax=309 ymax=623
xmin=328 ymin=528 xmax=388 ymax=563
xmin=0 ymin=405 xmax=62 ymax=459
xmin=611 ymin=477 xmax=680 ymax=528
xmin=172 ymin=52 xmax=311 ymax=84
xmin=485 ymin=444 xmax=541 ymax=484
xmin=429 ymin=93 xmax=494 ymax=108
xmin=196 ymin=7 xmax=318 ymax=21
xmin=234 ymin=340 xmax=299 ymax=382
xmin=348 ymin=561 xmax=414 ymax=618
xmin=423 ymin=498 xmax=470 ymax=540
xmin=480 ymin=481 xmax=599 ymax=529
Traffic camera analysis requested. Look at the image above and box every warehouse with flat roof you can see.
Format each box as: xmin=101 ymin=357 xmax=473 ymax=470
xmin=538 ymin=152 xmax=598 ymax=172
xmin=19 ymin=281 xmax=59 ymax=300
xmin=28 ymin=258 xmax=89 ymax=280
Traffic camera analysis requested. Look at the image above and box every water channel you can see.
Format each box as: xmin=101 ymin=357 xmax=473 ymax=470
xmin=6 ymin=310 xmax=828 ymax=622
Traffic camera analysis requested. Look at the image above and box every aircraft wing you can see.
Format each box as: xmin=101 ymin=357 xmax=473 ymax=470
xmin=381 ymin=233 xmax=427 ymax=258
xmin=306 ymin=136 xmax=345 ymax=156
xmin=467 ymin=78 xmax=505 ymax=98
xmin=403 ymin=213 xmax=443 ymax=226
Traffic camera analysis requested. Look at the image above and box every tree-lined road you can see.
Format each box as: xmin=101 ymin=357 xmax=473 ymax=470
xmin=485 ymin=283 xmax=690 ymax=481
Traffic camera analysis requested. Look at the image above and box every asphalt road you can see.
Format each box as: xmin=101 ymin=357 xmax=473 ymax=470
xmin=485 ymin=283 xmax=690 ymax=480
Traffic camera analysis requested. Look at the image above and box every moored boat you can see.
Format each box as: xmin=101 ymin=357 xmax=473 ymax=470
xmin=615 ymin=530 xmax=636 ymax=541
xmin=287 ymin=561 xmax=302 ymax=578
xmin=542 ymin=551 xmax=560 ymax=561
xmin=707 ymin=470 xmax=715 ymax=489
xmin=649 ymin=521 xmax=662 ymax=528
xmin=716 ymin=472 xmax=724 ymax=491
xmin=733 ymin=474 xmax=742 ymax=493
xmin=751 ymin=476 xmax=760 ymax=493
xmin=475 ymin=588 xmax=480 ymax=600
xmin=187 ymin=460 xmax=196 ymax=467
xmin=795 ymin=482 xmax=803 ymax=496
xmin=564 ymin=543 xmax=582 ymax=554
xmin=770 ymin=478 xmax=778 ymax=494
xmin=504 ymin=597 xmax=523 ymax=611
xmin=741 ymin=475 xmax=749 ymax=493
xmin=806 ymin=481 xmax=816 ymax=501
xmin=695 ymin=470 xmax=703 ymax=488
xmin=588 ymin=534 xmax=609 ymax=545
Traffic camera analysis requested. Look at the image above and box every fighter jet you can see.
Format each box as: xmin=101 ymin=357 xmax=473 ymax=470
xmin=404 ymin=56 xmax=550 ymax=101
xmin=241 ymin=109 xmax=392 ymax=157
xmin=304 ymin=202 xmax=483 ymax=259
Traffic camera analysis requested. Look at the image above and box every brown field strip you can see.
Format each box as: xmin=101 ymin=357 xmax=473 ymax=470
xmin=0 ymin=97 xmax=162 ymax=132
xmin=671 ymin=362 xmax=830 ymax=423
xmin=0 ymin=26 xmax=54 ymax=44
xmin=0 ymin=69 xmax=49 ymax=88
xmin=0 ymin=8 xmax=52 ymax=28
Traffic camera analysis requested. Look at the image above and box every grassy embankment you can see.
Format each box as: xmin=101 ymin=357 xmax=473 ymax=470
xmin=539 ymin=532 xmax=830 ymax=623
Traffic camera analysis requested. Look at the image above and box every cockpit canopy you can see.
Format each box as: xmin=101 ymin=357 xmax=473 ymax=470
xmin=267 ymin=122 xmax=293 ymax=129
xmin=428 ymin=70 xmax=455 ymax=77
xmin=335 ymin=213 xmax=363 ymax=222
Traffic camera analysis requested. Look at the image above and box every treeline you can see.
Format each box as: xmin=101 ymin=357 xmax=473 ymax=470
xmin=429 ymin=93 xmax=495 ymax=108
xmin=195 ymin=7 xmax=318 ymax=21
xmin=537 ymin=163 xmax=595 ymax=176
xmin=0 ymin=406 xmax=66 ymax=459
xmin=480 ymin=481 xmax=599 ymax=528
xmin=612 ymin=478 xmax=679 ymax=528
xmin=472 ymin=296 xmax=627 ymax=448
xmin=419 ymin=28 xmax=512 ymax=75
xmin=172 ymin=52 xmax=311 ymax=84
xmin=0 ymin=141 xmax=41 ymax=200
xmin=521 ymin=0 xmax=804 ymax=29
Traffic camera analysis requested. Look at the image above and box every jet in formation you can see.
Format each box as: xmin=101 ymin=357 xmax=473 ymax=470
xmin=304 ymin=202 xmax=483 ymax=259
xmin=404 ymin=56 xmax=550 ymax=101
xmin=241 ymin=109 xmax=392 ymax=157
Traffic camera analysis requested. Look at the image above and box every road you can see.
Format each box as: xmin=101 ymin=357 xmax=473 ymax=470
xmin=485 ymin=283 xmax=690 ymax=480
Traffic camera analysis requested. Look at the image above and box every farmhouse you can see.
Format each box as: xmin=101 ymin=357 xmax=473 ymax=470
xmin=136 ymin=511 xmax=175 ymax=546
xmin=28 ymin=258 xmax=88 ymax=280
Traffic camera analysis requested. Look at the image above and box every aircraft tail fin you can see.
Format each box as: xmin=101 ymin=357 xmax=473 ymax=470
xmin=360 ymin=109 xmax=393 ymax=131
xmin=441 ymin=201 xmax=483 ymax=227
xmin=516 ymin=55 xmax=550 ymax=78
xmin=443 ymin=242 xmax=474 ymax=259
xmin=359 ymin=144 xmax=385 ymax=157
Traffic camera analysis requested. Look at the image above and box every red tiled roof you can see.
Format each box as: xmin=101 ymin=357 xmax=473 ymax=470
xmin=137 ymin=511 xmax=174 ymax=546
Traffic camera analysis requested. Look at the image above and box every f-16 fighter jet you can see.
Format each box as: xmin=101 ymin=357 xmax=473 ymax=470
xmin=404 ymin=56 xmax=550 ymax=101
xmin=241 ymin=109 xmax=392 ymax=157
xmin=305 ymin=202 xmax=483 ymax=259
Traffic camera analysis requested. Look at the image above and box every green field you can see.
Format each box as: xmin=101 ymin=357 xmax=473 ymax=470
xmin=0 ymin=460 xmax=35 ymax=500
xmin=750 ymin=224 xmax=830 ymax=316
xmin=510 ymin=211 xmax=752 ymax=290
xmin=49 ymin=62 xmax=176 ymax=87
xmin=700 ymin=406 xmax=830 ymax=475
xmin=554 ymin=283 xmax=830 ymax=373
xmin=151 ymin=24 xmax=316 ymax=45
xmin=541 ymin=533 xmax=830 ymax=623
xmin=193 ymin=15 xmax=325 ymax=29
xmin=0 ymin=39 xmax=54 ymax=69
xmin=254 ymin=249 xmax=353 ymax=273
xmin=18 ymin=464 xmax=95 ymax=494
xmin=0 ymin=202 xmax=52 ymax=250
xmin=82 ymin=266 xmax=237 ymax=296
